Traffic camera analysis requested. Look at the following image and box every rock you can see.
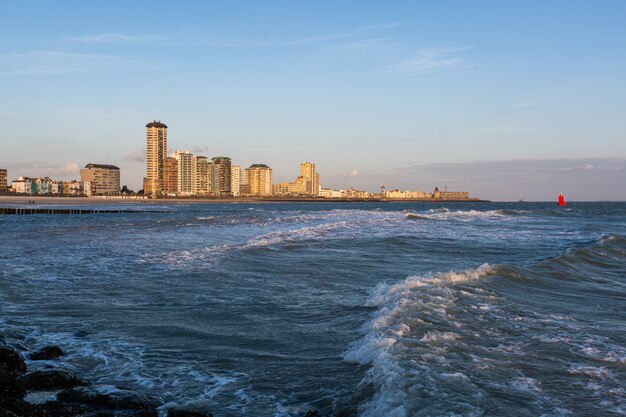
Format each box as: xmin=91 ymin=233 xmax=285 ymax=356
xmin=167 ymin=409 xmax=214 ymax=417
xmin=57 ymin=387 xmax=158 ymax=415
xmin=18 ymin=370 xmax=87 ymax=391
xmin=0 ymin=347 xmax=27 ymax=375
xmin=0 ymin=407 xmax=20 ymax=417
xmin=29 ymin=346 xmax=64 ymax=361
xmin=0 ymin=369 xmax=26 ymax=399
xmin=305 ymin=410 xmax=326 ymax=417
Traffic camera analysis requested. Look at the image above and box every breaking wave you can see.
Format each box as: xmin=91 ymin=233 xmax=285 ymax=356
xmin=345 ymin=234 xmax=626 ymax=417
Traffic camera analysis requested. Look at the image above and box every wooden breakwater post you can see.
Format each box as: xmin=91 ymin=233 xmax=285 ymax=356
xmin=0 ymin=207 xmax=168 ymax=215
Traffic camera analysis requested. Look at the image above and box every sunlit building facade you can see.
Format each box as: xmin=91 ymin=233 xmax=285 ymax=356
xmin=210 ymin=157 xmax=232 ymax=196
xmin=80 ymin=163 xmax=120 ymax=195
xmin=245 ymin=164 xmax=272 ymax=196
xmin=145 ymin=120 xmax=167 ymax=197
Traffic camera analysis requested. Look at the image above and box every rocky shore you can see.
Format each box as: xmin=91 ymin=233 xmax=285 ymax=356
xmin=0 ymin=342 xmax=343 ymax=417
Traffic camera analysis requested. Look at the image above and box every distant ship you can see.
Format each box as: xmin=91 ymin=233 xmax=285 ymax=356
xmin=557 ymin=193 xmax=566 ymax=207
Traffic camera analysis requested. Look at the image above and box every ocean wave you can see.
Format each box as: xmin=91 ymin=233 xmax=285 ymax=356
xmin=346 ymin=235 xmax=626 ymax=416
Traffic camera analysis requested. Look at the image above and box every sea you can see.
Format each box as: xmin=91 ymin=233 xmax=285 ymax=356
xmin=1 ymin=201 xmax=625 ymax=417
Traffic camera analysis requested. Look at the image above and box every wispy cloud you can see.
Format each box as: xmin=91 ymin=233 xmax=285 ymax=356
xmin=191 ymin=145 xmax=209 ymax=154
xmin=124 ymin=150 xmax=145 ymax=163
xmin=66 ymin=33 xmax=165 ymax=43
xmin=551 ymin=163 xmax=624 ymax=173
xmin=0 ymin=51 xmax=126 ymax=75
xmin=381 ymin=47 xmax=470 ymax=75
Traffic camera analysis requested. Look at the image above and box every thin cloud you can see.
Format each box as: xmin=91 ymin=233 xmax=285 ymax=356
xmin=191 ymin=145 xmax=209 ymax=154
xmin=381 ymin=47 xmax=470 ymax=76
xmin=0 ymin=51 xmax=126 ymax=76
xmin=124 ymin=151 xmax=145 ymax=163
xmin=66 ymin=33 xmax=165 ymax=43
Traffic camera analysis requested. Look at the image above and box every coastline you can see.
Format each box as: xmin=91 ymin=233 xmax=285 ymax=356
xmin=0 ymin=195 xmax=488 ymax=205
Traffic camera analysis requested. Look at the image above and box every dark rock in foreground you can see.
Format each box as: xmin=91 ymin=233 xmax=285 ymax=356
xmin=18 ymin=370 xmax=87 ymax=390
xmin=0 ymin=347 xmax=26 ymax=375
xmin=29 ymin=346 xmax=64 ymax=361
xmin=57 ymin=387 xmax=158 ymax=415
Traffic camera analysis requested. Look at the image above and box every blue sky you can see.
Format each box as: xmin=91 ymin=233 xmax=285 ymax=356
xmin=1 ymin=1 xmax=625 ymax=200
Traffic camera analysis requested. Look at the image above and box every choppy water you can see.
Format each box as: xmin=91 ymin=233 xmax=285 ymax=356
xmin=1 ymin=202 xmax=625 ymax=416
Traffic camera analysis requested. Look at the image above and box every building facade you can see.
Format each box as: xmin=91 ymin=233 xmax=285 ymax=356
xmin=245 ymin=164 xmax=272 ymax=196
xmin=0 ymin=169 xmax=7 ymax=193
xmin=231 ymin=165 xmax=242 ymax=197
xmin=80 ymin=163 xmax=120 ymax=195
xmin=299 ymin=162 xmax=319 ymax=195
xmin=195 ymin=156 xmax=210 ymax=196
xmin=174 ymin=150 xmax=196 ymax=196
xmin=163 ymin=156 xmax=178 ymax=196
xmin=210 ymin=157 xmax=232 ymax=196
xmin=145 ymin=120 xmax=168 ymax=197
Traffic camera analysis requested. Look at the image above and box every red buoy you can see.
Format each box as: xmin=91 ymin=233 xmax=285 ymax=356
xmin=557 ymin=193 xmax=566 ymax=207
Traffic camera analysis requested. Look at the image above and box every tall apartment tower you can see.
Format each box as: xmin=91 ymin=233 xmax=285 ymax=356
xmin=195 ymin=156 xmax=210 ymax=195
xmin=245 ymin=164 xmax=273 ymax=196
xmin=163 ymin=156 xmax=178 ymax=196
xmin=231 ymin=165 xmax=243 ymax=197
xmin=144 ymin=120 xmax=167 ymax=197
xmin=300 ymin=162 xmax=319 ymax=196
xmin=210 ymin=157 xmax=232 ymax=196
xmin=174 ymin=150 xmax=196 ymax=196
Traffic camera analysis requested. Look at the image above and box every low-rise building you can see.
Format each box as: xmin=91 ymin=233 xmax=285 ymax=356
xmin=385 ymin=189 xmax=432 ymax=199
xmin=80 ymin=163 xmax=120 ymax=195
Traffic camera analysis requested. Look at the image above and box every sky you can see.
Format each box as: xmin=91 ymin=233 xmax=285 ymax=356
xmin=0 ymin=1 xmax=625 ymax=200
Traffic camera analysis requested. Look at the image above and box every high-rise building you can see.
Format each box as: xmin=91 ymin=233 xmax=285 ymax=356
xmin=210 ymin=157 xmax=232 ymax=196
xmin=300 ymin=162 xmax=319 ymax=196
xmin=163 ymin=156 xmax=178 ymax=196
xmin=0 ymin=169 xmax=7 ymax=193
xmin=145 ymin=120 xmax=167 ymax=197
xmin=230 ymin=165 xmax=243 ymax=197
xmin=195 ymin=156 xmax=210 ymax=195
xmin=245 ymin=164 xmax=272 ymax=196
xmin=80 ymin=164 xmax=120 ymax=195
xmin=174 ymin=150 xmax=196 ymax=196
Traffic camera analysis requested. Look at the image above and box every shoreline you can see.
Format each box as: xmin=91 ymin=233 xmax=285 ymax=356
xmin=0 ymin=195 xmax=488 ymax=205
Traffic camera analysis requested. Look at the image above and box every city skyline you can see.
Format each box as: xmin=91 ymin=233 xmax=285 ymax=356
xmin=1 ymin=1 xmax=625 ymax=200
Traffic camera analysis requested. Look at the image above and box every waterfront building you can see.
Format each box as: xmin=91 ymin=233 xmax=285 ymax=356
xmin=231 ymin=165 xmax=243 ymax=197
xmin=145 ymin=120 xmax=168 ymax=197
xmin=245 ymin=164 xmax=273 ymax=196
xmin=174 ymin=150 xmax=196 ymax=196
xmin=274 ymin=162 xmax=320 ymax=196
xmin=51 ymin=180 xmax=64 ymax=195
xmin=210 ymin=157 xmax=232 ymax=196
xmin=299 ymin=162 xmax=319 ymax=196
xmin=80 ymin=163 xmax=120 ymax=195
xmin=0 ymin=169 xmax=7 ymax=192
xmin=66 ymin=180 xmax=92 ymax=196
xmin=319 ymin=188 xmax=344 ymax=198
xmin=163 ymin=156 xmax=178 ymax=196
xmin=195 ymin=156 xmax=210 ymax=196
xmin=385 ymin=189 xmax=432 ymax=199
xmin=11 ymin=177 xmax=32 ymax=194
xmin=433 ymin=186 xmax=470 ymax=200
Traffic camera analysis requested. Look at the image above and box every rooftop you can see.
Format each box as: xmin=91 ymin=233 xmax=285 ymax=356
xmin=84 ymin=163 xmax=120 ymax=170
xmin=146 ymin=120 xmax=168 ymax=128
